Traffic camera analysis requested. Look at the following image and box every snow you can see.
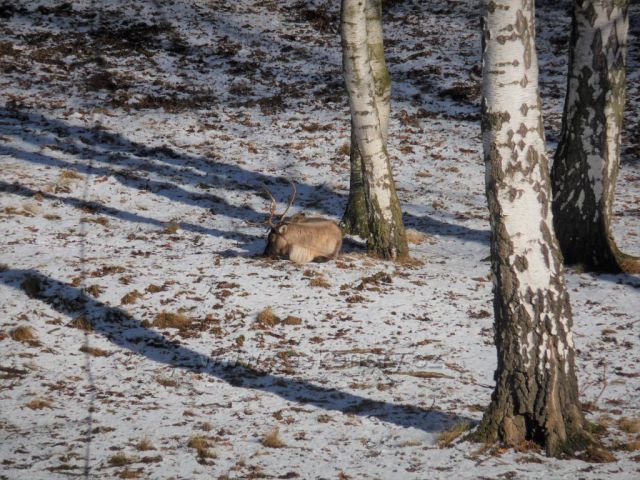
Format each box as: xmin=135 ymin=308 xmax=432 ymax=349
xmin=0 ymin=1 xmax=639 ymax=479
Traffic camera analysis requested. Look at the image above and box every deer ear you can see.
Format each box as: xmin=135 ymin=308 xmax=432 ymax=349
xmin=278 ymin=225 xmax=288 ymax=234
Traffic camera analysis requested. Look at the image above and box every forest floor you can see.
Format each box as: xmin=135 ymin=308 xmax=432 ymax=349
xmin=0 ymin=1 xmax=639 ymax=479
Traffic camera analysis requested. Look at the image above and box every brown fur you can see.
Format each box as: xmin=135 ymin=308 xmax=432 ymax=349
xmin=264 ymin=219 xmax=342 ymax=264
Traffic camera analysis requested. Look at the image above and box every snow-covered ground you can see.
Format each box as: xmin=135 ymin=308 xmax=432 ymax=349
xmin=0 ymin=1 xmax=639 ymax=478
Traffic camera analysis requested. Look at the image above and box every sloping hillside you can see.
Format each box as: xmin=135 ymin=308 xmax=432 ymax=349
xmin=0 ymin=1 xmax=639 ymax=478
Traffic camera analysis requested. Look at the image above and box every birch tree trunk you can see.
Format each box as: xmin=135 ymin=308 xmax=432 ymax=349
xmin=341 ymin=0 xmax=408 ymax=259
xmin=551 ymin=0 xmax=639 ymax=273
xmin=342 ymin=0 xmax=391 ymax=238
xmin=473 ymin=0 xmax=593 ymax=456
xmin=342 ymin=124 xmax=370 ymax=237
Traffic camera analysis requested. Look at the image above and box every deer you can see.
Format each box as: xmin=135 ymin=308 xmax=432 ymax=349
xmin=256 ymin=182 xmax=342 ymax=264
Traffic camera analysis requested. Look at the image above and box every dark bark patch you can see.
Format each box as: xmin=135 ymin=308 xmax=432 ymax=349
xmin=484 ymin=110 xmax=511 ymax=131
xmin=517 ymin=123 xmax=529 ymax=138
xmin=584 ymin=3 xmax=598 ymax=26
xmin=514 ymin=255 xmax=528 ymax=272
xmin=515 ymin=10 xmax=532 ymax=69
xmin=540 ymin=243 xmax=551 ymax=269
xmin=507 ymin=187 xmax=522 ymax=202
xmin=537 ymin=190 xmax=548 ymax=218
xmin=526 ymin=147 xmax=540 ymax=174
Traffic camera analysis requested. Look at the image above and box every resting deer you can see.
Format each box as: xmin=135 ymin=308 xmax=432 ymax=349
xmin=258 ymin=182 xmax=342 ymax=264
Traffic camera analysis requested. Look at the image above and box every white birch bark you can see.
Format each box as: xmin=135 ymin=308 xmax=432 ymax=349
xmin=342 ymin=0 xmax=392 ymax=238
xmin=365 ymin=0 xmax=390 ymax=144
xmin=474 ymin=0 xmax=591 ymax=456
xmin=551 ymin=0 xmax=638 ymax=273
xmin=341 ymin=0 xmax=407 ymax=259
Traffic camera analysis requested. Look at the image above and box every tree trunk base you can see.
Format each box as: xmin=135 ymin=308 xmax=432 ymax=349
xmin=468 ymin=399 xmax=597 ymax=458
xmin=563 ymin=237 xmax=640 ymax=274
xmin=612 ymin=246 xmax=640 ymax=274
xmin=342 ymin=202 xmax=370 ymax=239
xmin=366 ymin=224 xmax=408 ymax=261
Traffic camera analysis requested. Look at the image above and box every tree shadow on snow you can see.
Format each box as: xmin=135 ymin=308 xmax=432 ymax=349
xmin=0 ymin=180 xmax=259 ymax=248
xmin=0 ymin=267 xmax=475 ymax=434
xmin=0 ymin=107 xmax=489 ymax=250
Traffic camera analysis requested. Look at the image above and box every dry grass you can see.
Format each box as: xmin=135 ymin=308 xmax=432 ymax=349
xmin=513 ymin=440 xmax=541 ymax=453
xmin=136 ymin=436 xmax=155 ymax=451
xmin=22 ymin=203 xmax=39 ymax=216
xmin=309 ymin=276 xmax=331 ymax=288
xmin=140 ymin=454 xmax=162 ymax=464
xmin=406 ymin=228 xmax=430 ymax=245
xmin=593 ymin=414 xmax=613 ymax=432
xmin=20 ymin=275 xmax=42 ymax=297
xmin=108 ymin=454 xmax=134 ymax=467
xmin=3 ymin=205 xmax=36 ymax=217
xmin=613 ymin=438 xmax=640 ymax=452
xmin=582 ymin=445 xmax=616 ymax=463
xmin=618 ymin=417 xmax=640 ymax=434
xmin=60 ymin=170 xmax=84 ymax=181
xmin=54 ymin=170 xmax=84 ymax=193
xmin=393 ymin=370 xmax=452 ymax=379
xmin=117 ymin=469 xmax=144 ymax=479
xmin=145 ymin=284 xmax=165 ymax=293
xmin=187 ymin=435 xmax=210 ymax=450
xmin=625 ymin=439 xmax=640 ymax=451
xmin=355 ymin=271 xmax=393 ymax=290
xmin=436 ymin=422 xmax=473 ymax=448
xmin=91 ymin=265 xmax=126 ymax=277
xmin=256 ymin=307 xmax=281 ymax=328
xmin=80 ymin=216 xmax=109 ymax=226
xmin=85 ymin=284 xmax=105 ymax=297
xmin=10 ymin=325 xmax=39 ymax=345
xmin=156 ymin=376 xmax=178 ymax=387
xmin=121 ymin=290 xmax=142 ymax=305
xmin=163 ymin=221 xmax=181 ymax=234
xmin=261 ymin=427 xmax=286 ymax=448
xmin=200 ymin=422 xmax=213 ymax=432
xmin=187 ymin=435 xmax=216 ymax=459
xmin=398 ymin=439 xmax=422 ymax=447
xmin=153 ymin=311 xmax=192 ymax=329
xmin=25 ymin=398 xmax=53 ymax=410
xmin=79 ymin=345 xmax=111 ymax=357
xmin=397 ymin=255 xmax=426 ymax=267
xmin=283 ymin=315 xmax=302 ymax=326
xmin=69 ymin=315 xmax=93 ymax=331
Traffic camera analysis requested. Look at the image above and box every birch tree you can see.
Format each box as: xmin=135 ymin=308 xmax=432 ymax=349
xmin=552 ymin=0 xmax=639 ymax=273
xmin=473 ymin=0 xmax=593 ymax=456
xmin=341 ymin=0 xmax=408 ymax=259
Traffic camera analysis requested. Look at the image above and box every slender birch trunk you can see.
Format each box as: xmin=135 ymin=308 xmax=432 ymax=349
xmin=342 ymin=0 xmax=391 ymax=238
xmin=342 ymin=123 xmax=370 ymax=237
xmin=552 ymin=0 xmax=639 ymax=273
xmin=473 ymin=0 xmax=592 ymax=456
xmin=341 ymin=0 xmax=408 ymax=259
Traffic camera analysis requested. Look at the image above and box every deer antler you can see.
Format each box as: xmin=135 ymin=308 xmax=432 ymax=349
xmin=261 ymin=185 xmax=278 ymax=227
xmin=247 ymin=180 xmax=296 ymax=228
xmin=245 ymin=185 xmax=277 ymax=228
xmin=278 ymin=179 xmax=296 ymax=223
